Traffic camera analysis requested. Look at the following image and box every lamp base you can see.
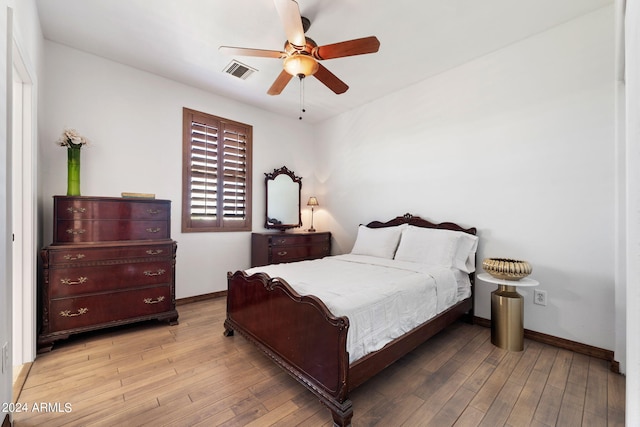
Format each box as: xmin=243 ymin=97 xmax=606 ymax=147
xmin=307 ymin=227 xmax=316 ymax=232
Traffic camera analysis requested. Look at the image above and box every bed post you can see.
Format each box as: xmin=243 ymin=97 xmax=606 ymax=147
xmin=466 ymin=251 xmax=477 ymax=324
xmin=328 ymin=400 xmax=353 ymax=427
xmin=466 ymin=273 xmax=475 ymax=324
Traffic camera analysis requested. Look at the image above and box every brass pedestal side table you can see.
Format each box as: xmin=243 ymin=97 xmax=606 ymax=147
xmin=477 ymin=273 xmax=539 ymax=351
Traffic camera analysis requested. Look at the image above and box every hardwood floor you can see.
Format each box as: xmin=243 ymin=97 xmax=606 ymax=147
xmin=13 ymin=297 xmax=624 ymax=426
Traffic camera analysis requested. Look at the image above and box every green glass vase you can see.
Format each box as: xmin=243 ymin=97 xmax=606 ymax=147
xmin=66 ymin=145 xmax=81 ymax=196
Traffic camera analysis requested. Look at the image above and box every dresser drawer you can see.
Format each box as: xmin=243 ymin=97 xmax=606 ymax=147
xmin=55 ymin=197 xmax=170 ymax=220
xmin=49 ymin=260 xmax=172 ymax=297
xmin=49 ymin=285 xmax=173 ymax=331
xmin=55 ymin=220 xmax=169 ymax=243
xmin=269 ymin=233 xmax=330 ymax=247
xmin=47 ymin=242 xmax=174 ymax=264
xmin=270 ymin=243 xmax=330 ymax=263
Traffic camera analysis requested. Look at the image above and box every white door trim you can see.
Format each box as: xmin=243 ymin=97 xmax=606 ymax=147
xmin=11 ymin=34 xmax=36 ymax=365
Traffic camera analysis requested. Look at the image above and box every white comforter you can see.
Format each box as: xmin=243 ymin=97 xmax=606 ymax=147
xmin=245 ymin=254 xmax=465 ymax=363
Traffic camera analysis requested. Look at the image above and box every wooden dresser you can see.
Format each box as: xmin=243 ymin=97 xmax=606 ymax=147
xmin=251 ymin=231 xmax=331 ymax=267
xmin=38 ymin=196 xmax=179 ymax=352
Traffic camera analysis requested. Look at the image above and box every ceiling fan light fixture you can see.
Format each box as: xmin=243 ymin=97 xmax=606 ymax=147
xmin=283 ymin=54 xmax=318 ymax=77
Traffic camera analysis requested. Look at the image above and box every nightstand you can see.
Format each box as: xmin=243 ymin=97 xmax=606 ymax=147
xmin=477 ymin=273 xmax=539 ymax=351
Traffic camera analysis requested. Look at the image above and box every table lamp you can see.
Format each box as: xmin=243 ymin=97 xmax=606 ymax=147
xmin=307 ymin=197 xmax=319 ymax=232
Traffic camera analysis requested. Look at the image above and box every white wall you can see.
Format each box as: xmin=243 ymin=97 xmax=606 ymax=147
xmin=41 ymin=41 xmax=317 ymax=298
xmin=315 ymin=7 xmax=615 ymax=351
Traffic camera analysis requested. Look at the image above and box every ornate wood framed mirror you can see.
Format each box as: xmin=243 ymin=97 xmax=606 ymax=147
xmin=264 ymin=166 xmax=302 ymax=230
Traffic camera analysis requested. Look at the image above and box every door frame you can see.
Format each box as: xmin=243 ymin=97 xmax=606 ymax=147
xmin=11 ymin=34 xmax=37 ymax=365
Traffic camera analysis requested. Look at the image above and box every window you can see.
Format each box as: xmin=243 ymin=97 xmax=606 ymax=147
xmin=182 ymin=108 xmax=252 ymax=232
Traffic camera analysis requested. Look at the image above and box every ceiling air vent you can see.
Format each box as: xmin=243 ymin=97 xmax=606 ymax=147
xmin=223 ymin=60 xmax=257 ymax=80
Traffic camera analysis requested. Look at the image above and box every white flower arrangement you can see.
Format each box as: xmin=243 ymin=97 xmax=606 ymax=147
xmin=56 ymin=128 xmax=89 ymax=148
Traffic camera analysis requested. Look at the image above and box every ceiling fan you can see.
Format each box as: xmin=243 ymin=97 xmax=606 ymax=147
xmin=219 ymin=0 xmax=380 ymax=96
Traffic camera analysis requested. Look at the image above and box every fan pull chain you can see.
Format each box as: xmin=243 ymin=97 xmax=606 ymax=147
xmin=299 ymin=74 xmax=306 ymax=120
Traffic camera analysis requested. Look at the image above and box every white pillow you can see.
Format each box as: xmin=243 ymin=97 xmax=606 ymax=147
xmin=350 ymin=225 xmax=405 ymax=259
xmin=394 ymin=226 xmax=478 ymax=272
xmin=454 ymin=232 xmax=479 ymax=273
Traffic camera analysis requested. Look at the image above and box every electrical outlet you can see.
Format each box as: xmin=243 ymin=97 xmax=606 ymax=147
xmin=534 ymin=289 xmax=547 ymax=306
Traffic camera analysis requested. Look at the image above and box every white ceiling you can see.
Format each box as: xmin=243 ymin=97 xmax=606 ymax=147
xmin=35 ymin=0 xmax=612 ymax=123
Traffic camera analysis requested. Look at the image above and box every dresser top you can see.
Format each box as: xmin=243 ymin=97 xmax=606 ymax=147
xmin=54 ymin=195 xmax=170 ymax=203
xmin=252 ymin=230 xmax=329 ymax=236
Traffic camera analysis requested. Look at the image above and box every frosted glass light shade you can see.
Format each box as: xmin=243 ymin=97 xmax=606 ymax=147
xmin=283 ymin=54 xmax=319 ymax=77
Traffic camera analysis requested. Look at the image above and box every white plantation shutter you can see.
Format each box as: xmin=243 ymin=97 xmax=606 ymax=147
xmin=182 ymin=108 xmax=252 ymax=232
xmin=189 ymin=120 xmax=219 ymax=221
xmin=222 ymin=124 xmax=248 ymax=221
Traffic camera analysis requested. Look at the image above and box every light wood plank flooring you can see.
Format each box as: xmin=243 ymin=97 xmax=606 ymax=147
xmin=13 ymin=298 xmax=624 ymax=426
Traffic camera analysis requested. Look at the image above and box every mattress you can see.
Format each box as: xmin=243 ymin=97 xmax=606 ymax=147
xmin=245 ymin=254 xmax=469 ymax=363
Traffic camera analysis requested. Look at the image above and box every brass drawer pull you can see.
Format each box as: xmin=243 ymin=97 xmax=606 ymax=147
xmin=147 ymin=209 xmax=162 ymax=215
xmin=66 ymin=207 xmax=86 ymax=214
xmin=144 ymin=269 xmax=166 ymax=277
xmin=146 ymin=249 xmax=164 ymax=255
xmin=277 ymin=251 xmax=288 ymax=256
xmin=144 ymin=296 xmax=165 ymax=304
xmin=60 ymin=308 xmax=89 ymax=317
xmin=146 ymin=228 xmax=161 ymax=233
xmin=60 ymin=277 xmax=88 ymax=285
xmin=66 ymin=229 xmax=86 ymax=235
xmin=63 ymin=254 xmax=86 ymax=261
xmin=277 ymin=239 xmax=287 ymax=244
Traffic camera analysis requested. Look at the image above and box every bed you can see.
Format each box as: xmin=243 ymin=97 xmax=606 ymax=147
xmin=224 ymin=214 xmax=478 ymax=426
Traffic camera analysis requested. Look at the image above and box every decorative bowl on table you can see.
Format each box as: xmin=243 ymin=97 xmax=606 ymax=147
xmin=482 ymin=258 xmax=532 ymax=281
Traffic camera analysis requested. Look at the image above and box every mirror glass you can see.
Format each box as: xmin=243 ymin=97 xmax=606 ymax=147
xmin=265 ymin=166 xmax=302 ymax=230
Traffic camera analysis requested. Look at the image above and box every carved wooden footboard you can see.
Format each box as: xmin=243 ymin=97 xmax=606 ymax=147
xmin=225 ymin=270 xmax=473 ymax=426
xmin=224 ymin=270 xmax=354 ymax=425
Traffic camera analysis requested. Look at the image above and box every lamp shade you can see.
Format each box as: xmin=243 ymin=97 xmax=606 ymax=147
xmin=307 ymin=196 xmax=319 ymax=207
xmin=283 ymin=54 xmax=319 ymax=77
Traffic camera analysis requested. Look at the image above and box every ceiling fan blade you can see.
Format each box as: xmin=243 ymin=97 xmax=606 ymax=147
xmin=273 ymin=0 xmax=306 ymax=48
xmin=313 ymin=63 xmax=349 ymax=94
xmin=268 ymin=70 xmax=294 ymax=95
xmin=219 ymin=46 xmax=287 ymax=59
xmin=313 ymin=36 xmax=380 ymax=60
